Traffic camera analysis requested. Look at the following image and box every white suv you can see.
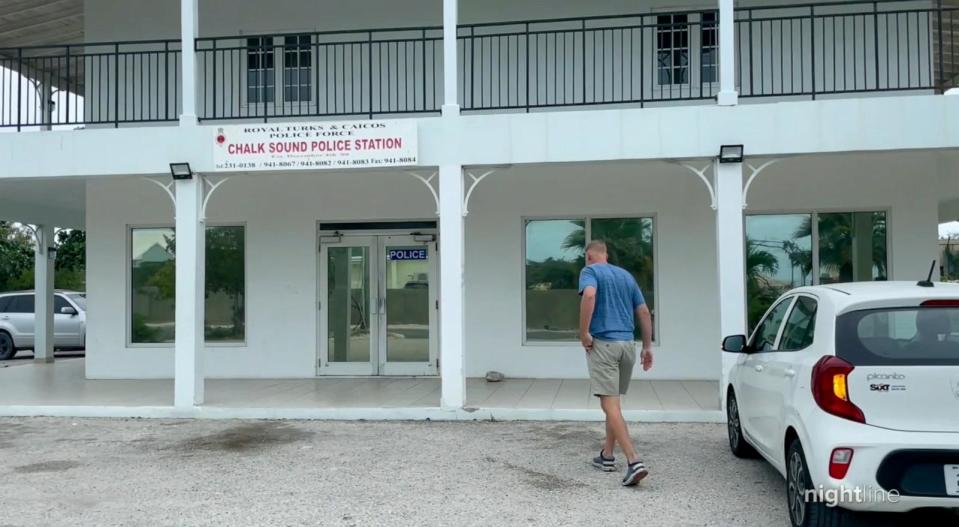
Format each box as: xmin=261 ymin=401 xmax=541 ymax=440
xmin=0 ymin=290 xmax=86 ymax=360
xmin=723 ymin=281 xmax=959 ymax=526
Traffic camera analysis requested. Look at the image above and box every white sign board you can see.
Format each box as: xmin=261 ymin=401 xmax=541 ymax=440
xmin=212 ymin=120 xmax=418 ymax=172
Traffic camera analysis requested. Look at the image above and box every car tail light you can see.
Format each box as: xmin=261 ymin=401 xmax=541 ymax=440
xmin=829 ymin=448 xmax=855 ymax=479
xmin=811 ymin=356 xmax=865 ymax=424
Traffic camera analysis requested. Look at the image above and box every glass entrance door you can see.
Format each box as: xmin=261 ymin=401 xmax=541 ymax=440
xmin=319 ymin=234 xmax=437 ymax=376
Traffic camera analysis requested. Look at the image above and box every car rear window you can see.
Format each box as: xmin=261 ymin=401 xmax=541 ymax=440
xmin=836 ymin=307 xmax=959 ymax=365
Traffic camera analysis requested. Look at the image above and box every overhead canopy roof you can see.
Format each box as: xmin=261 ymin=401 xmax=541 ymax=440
xmin=0 ymin=0 xmax=84 ymax=91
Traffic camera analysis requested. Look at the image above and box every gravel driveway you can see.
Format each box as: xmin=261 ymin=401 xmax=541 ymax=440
xmin=0 ymin=418 xmax=790 ymax=527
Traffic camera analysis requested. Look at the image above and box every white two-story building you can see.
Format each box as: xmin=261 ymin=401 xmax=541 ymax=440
xmin=1 ymin=0 xmax=958 ymax=419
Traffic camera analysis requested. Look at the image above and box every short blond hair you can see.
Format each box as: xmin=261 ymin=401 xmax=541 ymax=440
xmin=585 ymin=240 xmax=607 ymax=254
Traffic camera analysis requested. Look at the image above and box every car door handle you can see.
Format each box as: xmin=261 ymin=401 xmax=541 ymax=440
xmin=753 ymin=364 xmax=764 ymax=373
xmin=785 ymin=368 xmax=797 ymax=378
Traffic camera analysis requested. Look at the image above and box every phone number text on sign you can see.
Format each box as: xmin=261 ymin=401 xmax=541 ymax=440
xmin=212 ymin=120 xmax=418 ymax=172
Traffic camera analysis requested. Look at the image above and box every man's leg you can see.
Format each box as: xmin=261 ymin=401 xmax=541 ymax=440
xmin=603 ymin=418 xmax=616 ymax=457
xmin=599 ymin=395 xmax=639 ymax=464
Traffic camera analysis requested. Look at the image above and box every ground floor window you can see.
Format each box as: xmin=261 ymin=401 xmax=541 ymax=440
xmin=524 ymin=216 xmax=655 ymax=343
xmin=130 ymin=225 xmax=246 ymax=344
xmin=745 ymin=211 xmax=887 ymax=330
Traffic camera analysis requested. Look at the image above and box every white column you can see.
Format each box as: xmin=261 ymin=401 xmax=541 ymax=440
xmin=439 ymin=164 xmax=465 ymax=409
xmin=33 ymin=225 xmax=55 ymax=363
xmin=442 ymin=0 xmax=460 ymax=116
xmin=717 ymin=0 xmax=738 ymax=106
xmin=174 ymin=177 xmax=205 ymax=408
xmin=715 ymin=160 xmax=746 ymax=403
xmin=179 ymin=0 xmax=199 ymax=125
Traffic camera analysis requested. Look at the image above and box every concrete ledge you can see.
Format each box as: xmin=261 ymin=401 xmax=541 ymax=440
xmin=0 ymin=405 xmax=725 ymax=423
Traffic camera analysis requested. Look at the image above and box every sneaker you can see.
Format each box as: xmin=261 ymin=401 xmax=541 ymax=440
xmin=591 ymin=449 xmax=616 ymax=472
xmin=622 ymin=460 xmax=648 ymax=486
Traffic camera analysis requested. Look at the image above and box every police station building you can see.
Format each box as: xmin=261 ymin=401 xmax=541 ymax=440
xmin=1 ymin=0 xmax=958 ymax=419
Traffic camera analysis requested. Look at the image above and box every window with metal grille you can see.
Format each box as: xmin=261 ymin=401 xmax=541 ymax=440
xmin=247 ymin=37 xmax=275 ymax=104
xmin=701 ymin=12 xmax=718 ymax=84
xmin=283 ymin=35 xmax=312 ymax=103
xmin=657 ymin=14 xmax=689 ymax=85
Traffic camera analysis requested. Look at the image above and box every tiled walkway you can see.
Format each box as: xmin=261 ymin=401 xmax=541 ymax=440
xmin=0 ymin=358 xmax=719 ymax=411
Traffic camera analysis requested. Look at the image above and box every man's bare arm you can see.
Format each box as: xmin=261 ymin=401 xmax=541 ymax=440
xmin=636 ymin=304 xmax=654 ymax=370
xmin=579 ymin=286 xmax=597 ymax=350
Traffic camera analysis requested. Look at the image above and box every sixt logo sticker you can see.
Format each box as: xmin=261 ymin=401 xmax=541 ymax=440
xmin=870 ymin=384 xmax=891 ymax=392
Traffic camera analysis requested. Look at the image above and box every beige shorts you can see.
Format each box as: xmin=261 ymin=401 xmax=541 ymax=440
xmin=587 ymin=338 xmax=636 ymax=397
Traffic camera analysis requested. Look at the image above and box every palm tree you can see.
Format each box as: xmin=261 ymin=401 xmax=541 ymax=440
xmin=561 ymin=218 xmax=655 ymax=305
xmin=794 ymin=212 xmax=886 ymax=283
xmin=746 ymin=240 xmax=781 ymax=330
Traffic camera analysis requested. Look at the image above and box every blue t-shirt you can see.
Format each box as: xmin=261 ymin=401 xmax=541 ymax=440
xmin=578 ymin=263 xmax=645 ymax=342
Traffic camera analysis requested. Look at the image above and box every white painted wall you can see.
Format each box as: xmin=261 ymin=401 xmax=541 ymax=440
xmin=84 ymin=151 xmax=942 ymax=380
xmin=85 ymin=169 xmax=436 ymax=379
xmin=464 ymin=161 xmax=721 ymax=380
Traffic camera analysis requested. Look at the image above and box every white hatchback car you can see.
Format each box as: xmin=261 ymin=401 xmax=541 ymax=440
xmin=0 ymin=290 xmax=86 ymax=360
xmin=723 ymin=281 xmax=959 ymax=526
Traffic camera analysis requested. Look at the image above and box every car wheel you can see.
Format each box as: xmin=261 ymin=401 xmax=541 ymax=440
xmin=787 ymin=439 xmax=865 ymax=527
xmin=726 ymin=391 xmax=757 ymax=458
xmin=0 ymin=332 xmax=16 ymax=361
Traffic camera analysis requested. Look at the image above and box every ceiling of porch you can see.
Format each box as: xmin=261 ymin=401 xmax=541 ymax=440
xmin=0 ymin=177 xmax=86 ymax=227
xmin=0 ymin=0 xmax=84 ymax=91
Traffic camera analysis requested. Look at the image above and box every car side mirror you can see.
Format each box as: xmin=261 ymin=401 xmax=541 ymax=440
xmin=722 ymin=334 xmax=748 ymax=353
xmin=60 ymin=306 xmax=77 ymax=316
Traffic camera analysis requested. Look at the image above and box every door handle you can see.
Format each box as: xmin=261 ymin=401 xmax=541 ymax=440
xmin=785 ymin=368 xmax=797 ymax=378
xmin=377 ymin=297 xmax=386 ymax=315
xmin=753 ymin=364 xmax=764 ymax=373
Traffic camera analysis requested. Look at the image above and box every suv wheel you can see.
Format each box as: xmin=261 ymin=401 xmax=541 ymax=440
xmin=727 ymin=391 xmax=757 ymax=458
xmin=0 ymin=332 xmax=16 ymax=360
xmin=787 ymin=439 xmax=865 ymax=527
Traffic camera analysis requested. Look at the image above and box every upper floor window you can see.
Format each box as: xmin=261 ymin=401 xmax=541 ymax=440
xmin=700 ymin=12 xmax=718 ymax=84
xmin=657 ymin=14 xmax=689 ymax=85
xmin=247 ymin=37 xmax=276 ymax=104
xmin=283 ymin=35 xmax=312 ymax=103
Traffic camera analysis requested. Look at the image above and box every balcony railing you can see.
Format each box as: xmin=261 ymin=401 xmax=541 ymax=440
xmin=735 ymin=1 xmax=959 ymax=98
xmin=0 ymin=40 xmax=181 ymax=130
xmin=196 ymin=27 xmax=443 ymax=121
xmin=0 ymin=0 xmax=956 ymax=130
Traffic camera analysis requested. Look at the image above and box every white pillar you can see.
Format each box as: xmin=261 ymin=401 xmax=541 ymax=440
xmin=715 ymin=160 xmax=746 ymax=403
xmin=179 ymin=0 xmax=199 ymax=125
xmin=174 ymin=177 xmax=205 ymax=407
xmin=717 ymin=0 xmax=738 ymax=106
xmin=33 ymin=225 xmax=55 ymax=363
xmin=442 ymin=0 xmax=460 ymax=116
xmin=439 ymin=164 xmax=465 ymax=409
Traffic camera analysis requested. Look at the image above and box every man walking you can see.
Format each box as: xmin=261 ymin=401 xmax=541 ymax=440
xmin=578 ymin=240 xmax=654 ymax=487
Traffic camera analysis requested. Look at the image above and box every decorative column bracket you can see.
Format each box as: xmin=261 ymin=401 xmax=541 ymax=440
xmin=742 ymin=159 xmax=782 ymax=209
xmin=200 ymin=176 xmax=232 ymax=221
xmin=407 ymin=171 xmax=440 ymax=215
xmin=676 ymin=162 xmax=718 ymax=210
xmin=142 ymin=175 xmax=232 ymax=221
xmin=463 ymin=169 xmax=495 ymax=216
xmin=142 ymin=177 xmax=177 ymax=208
xmin=22 ymin=224 xmax=49 ymax=254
